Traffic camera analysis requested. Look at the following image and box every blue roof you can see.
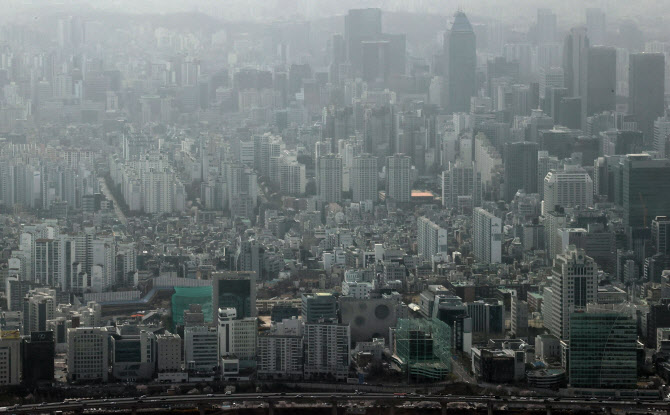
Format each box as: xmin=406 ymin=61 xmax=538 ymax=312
xmin=451 ymin=11 xmax=473 ymax=33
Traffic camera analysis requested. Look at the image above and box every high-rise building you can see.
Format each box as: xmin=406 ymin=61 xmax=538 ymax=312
xmin=317 ymin=154 xmax=343 ymax=204
xmin=473 ymin=208 xmax=502 ymax=264
xmin=569 ymin=307 xmax=637 ymax=389
xmin=444 ymin=11 xmax=476 ymax=113
xmin=586 ymin=46 xmax=616 ymax=116
xmin=183 ymin=326 xmax=219 ymax=372
xmin=536 ymin=8 xmax=557 ymax=45
xmin=156 ymin=332 xmax=182 ymax=372
xmin=539 ymin=66 xmax=564 ymax=100
xmin=547 ymin=246 xmax=597 ymax=339
xmin=386 ymin=154 xmax=411 ymax=202
xmin=510 ymin=293 xmax=529 ymax=338
xmin=344 ymin=9 xmax=382 ymax=76
xmin=563 ymin=27 xmax=589 ymax=129
xmin=22 ymin=288 xmax=56 ymax=335
xmin=586 ymin=8 xmax=606 ymax=46
xmin=66 ymin=327 xmax=110 ymax=382
xmin=504 ymin=142 xmax=539 ymax=201
xmin=211 ymin=271 xmax=257 ymax=322
xmin=257 ymin=318 xmax=304 ymax=380
xmin=352 ymin=154 xmax=378 ymax=203
xmin=0 ymin=334 xmax=21 ymax=385
xmin=417 ymin=216 xmax=448 ymax=261
xmin=441 ymin=160 xmax=482 ymax=212
xmin=542 ymin=166 xmax=594 ymax=215
xmin=22 ymin=331 xmax=55 ymax=387
xmin=301 ymin=293 xmax=337 ymax=324
xmin=654 ymin=116 xmax=670 ymax=158
xmin=622 ymin=154 xmax=670 ymax=232
xmin=303 ymin=321 xmax=351 ymax=381
xmin=652 ymin=216 xmax=670 ymax=255
xmin=629 ymin=53 xmax=665 ymax=145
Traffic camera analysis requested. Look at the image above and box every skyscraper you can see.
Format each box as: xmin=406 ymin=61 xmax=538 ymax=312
xmin=622 ymin=154 xmax=670 ymax=232
xmin=344 ymin=8 xmax=382 ymax=75
xmin=444 ymin=11 xmax=476 ymax=113
xmin=317 ymin=154 xmax=343 ymax=204
xmin=654 ymin=116 xmax=670 ymax=158
xmin=586 ymin=46 xmax=616 ymax=116
xmin=473 ymin=208 xmax=502 ymax=264
xmin=386 ymin=154 xmax=411 ymax=202
xmin=629 ymin=53 xmax=665 ymax=145
xmin=441 ymin=160 xmax=482 ymax=211
xmin=536 ymin=8 xmax=557 ymax=45
xmin=211 ymin=271 xmax=257 ymax=322
xmin=542 ymin=166 xmax=594 ymax=215
xmin=352 ymin=154 xmax=378 ymax=203
xmin=586 ymin=8 xmax=606 ymax=46
xmin=503 ymin=142 xmax=539 ymax=201
xmin=563 ymin=27 xmax=589 ymax=128
xmin=547 ymin=246 xmax=597 ymax=339
xmin=569 ymin=306 xmax=637 ymax=389
xmin=417 ymin=216 xmax=448 ymax=260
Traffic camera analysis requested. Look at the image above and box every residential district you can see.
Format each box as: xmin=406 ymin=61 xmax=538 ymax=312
xmin=0 ymin=1 xmax=668 ymax=413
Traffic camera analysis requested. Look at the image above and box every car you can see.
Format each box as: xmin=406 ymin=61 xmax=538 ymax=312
xmin=207 ymin=394 xmax=214 ymax=397
xmin=225 ymin=391 xmax=232 ymax=395
xmin=296 ymin=395 xmax=303 ymax=398
xmin=40 ymin=402 xmax=47 ymax=406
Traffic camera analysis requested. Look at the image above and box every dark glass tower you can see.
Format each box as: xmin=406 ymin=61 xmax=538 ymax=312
xmin=444 ymin=11 xmax=476 ymax=113
xmin=629 ymin=53 xmax=665 ymax=146
xmin=586 ymin=46 xmax=616 ymax=115
xmin=503 ymin=141 xmax=539 ymax=201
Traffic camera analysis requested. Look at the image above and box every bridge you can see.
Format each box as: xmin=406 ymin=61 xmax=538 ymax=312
xmin=3 ymin=392 xmax=670 ymax=414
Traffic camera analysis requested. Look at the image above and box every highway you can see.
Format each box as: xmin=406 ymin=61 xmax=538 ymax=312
xmin=2 ymin=392 xmax=669 ymax=414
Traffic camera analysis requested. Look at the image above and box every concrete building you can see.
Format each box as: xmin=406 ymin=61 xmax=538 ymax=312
xmin=473 ymin=208 xmax=502 ymax=264
xmin=184 ymin=326 xmax=218 ymax=373
xmin=417 ymin=216 xmax=448 ymax=261
xmin=66 ymin=327 xmax=110 ymax=382
xmin=303 ymin=321 xmax=350 ymax=381
xmin=386 ymin=154 xmax=411 ymax=202
xmin=352 ymin=154 xmax=378 ymax=203
xmin=156 ymin=332 xmax=182 ymax=373
xmin=257 ymin=318 xmax=303 ymax=380
xmin=317 ymin=154 xmax=343 ymax=204
xmin=301 ymin=293 xmax=337 ymax=324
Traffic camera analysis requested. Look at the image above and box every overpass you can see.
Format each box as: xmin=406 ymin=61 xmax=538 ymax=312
xmin=3 ymin=392 xmax=670 ymax=415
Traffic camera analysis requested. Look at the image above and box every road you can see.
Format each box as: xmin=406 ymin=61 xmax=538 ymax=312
xmin=99 ymin=177 xmax=128 ymax=226
xmin=3 ymin=392 xmax=668 ymax=414
xmin=451 ymin=356 xmax=475 ymax=384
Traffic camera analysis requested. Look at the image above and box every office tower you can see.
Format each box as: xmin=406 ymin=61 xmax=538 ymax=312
xmin=22 ymin=288 xmax=56 ymax=335
xmin=542 ymin=166 xmax=594 ymax=215
xmin=467 ymin=300 xmax=504 ymax=336
xmin=510 ymin=293 xmax=529 ymax=338
xmin=317 ymin=154 xmax=343 ymax=204
xmin=352 ymin=154 xmax=378 ymax=203
xmin=110 ymin=327 xmax=157 ymax=381
xmin=386 ymin=154 xmax=411 ymax=202
xmin=21 ymin=331 xmax=54 ymax=387
xmin=156 ymin=333 xmax=182 ymax=372
xmin=629 ymin=53 xmax=665 ymax=145
xmin=545 ymin=207 xmax=568 ymax=261
xmin=586 ymin=8 xmax=606 ymax=46
xmin=66 ymin=327 xmax=110 ymax=382
xmin=587 ymin=46 xmax=616 ymax=115
xmin=539 ymin=67 xmax=564 ymax=100
xmin=563 ymin=27 xmax=589 ymax=128
xmin=441 ymin=161 xmax=482 ymax=212
xmin=301 ymin=293 xmax=337 ymax=323
xmin=546 ymin=246 xmax=597 ymax=339
xmin=652 ymin=216 xmax=670 ymax=255
xmin=622 ymin=154 xmax=670 ymax=232
xmin=183 ymin=326 xmax=219 ymax=372
xmin=257 ymin=319 xmax=304 ymax=380
xmin=217 ymin=308 xmax=257 ymax=368
xmin=364 ymin=106 xmax=394 ymax=157
xmin=218 ymin=308 xmax=236 ymax=358
xmin=0 ymin=334 xmax=21 ymax=385
xmin=361 ymin=40 xmax=390 ymax=84
xmin=444 ymin=11 xmax=476 ymax=113
xmin=473 ymin=208 xmax=502 ymax=264
xmin=654 ymin=116 xmax=670 ymax=158
xmin=504 ymin=142 xmax=539 ymax=201
xmin=344 ymin=8 xmax=382 ymax=75
xmin=211 ymin=271 xmax=257 ymax=322
xmin=417 ymin=216 xmax=448 ymax=261
xmin=303 ymin=321 xmax=351 ymax=381
xmin=600 ymin=130 xmax=644 ymax=156
xmin=569 ymin=307 xmax=637 ymax=388
xmin=536 ymin=8 xmax=557 ymax=45
xmin=278 ymin=158 xmax=305 ymax=196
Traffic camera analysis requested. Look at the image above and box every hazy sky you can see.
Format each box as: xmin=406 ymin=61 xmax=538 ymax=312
xmin=6 ymin=0 xmax=667 ymax=24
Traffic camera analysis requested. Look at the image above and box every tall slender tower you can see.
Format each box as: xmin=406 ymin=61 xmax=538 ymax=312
xmin=563 ymin=27 xmax=589 ymax=129
xmin=444 ymin=11 xmax=476 ymax=113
